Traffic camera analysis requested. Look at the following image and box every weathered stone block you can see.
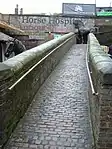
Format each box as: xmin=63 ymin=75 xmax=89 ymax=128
xmin=88 ymin=33 xmax=112 ymax=149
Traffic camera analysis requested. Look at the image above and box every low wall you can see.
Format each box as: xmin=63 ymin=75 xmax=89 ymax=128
xmin=0 ymin=32 xmax=75 ymax=147
xmin=88 ymin=33 xmax=112 ymax=149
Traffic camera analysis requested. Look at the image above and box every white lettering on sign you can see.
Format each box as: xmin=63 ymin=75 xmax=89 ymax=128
xmin=75 ymin=5 xmax=83 ymax=12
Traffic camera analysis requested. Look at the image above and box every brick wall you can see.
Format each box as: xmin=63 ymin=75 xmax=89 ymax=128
xmin=0 ymin=33 xmax=75 ymax=147
xmin=88 ymin=33 xmax=112 ymax=149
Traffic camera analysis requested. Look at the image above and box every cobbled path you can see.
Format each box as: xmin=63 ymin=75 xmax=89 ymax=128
xmin=4 ymin=44 xmax=92 ymax=149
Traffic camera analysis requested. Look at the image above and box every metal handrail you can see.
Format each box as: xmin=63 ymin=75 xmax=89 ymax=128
xmin=86 ymin=46 xmax=98 ymax=96
xmin=8 ymin=35 xmax=74 ymax=90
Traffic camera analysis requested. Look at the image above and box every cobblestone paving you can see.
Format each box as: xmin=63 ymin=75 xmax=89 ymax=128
xmin=4 ymin=44 xmax=92 ymax=149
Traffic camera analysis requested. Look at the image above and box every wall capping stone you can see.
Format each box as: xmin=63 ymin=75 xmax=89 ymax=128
xmin=88 ymin=33 xmax=112 ymax=85
xmin=0 ymin=63 xmax=13 ymax=80
xmin=3 ymin=32 xmax=74 ymax=74
xmin=88 ymin=33 xmax=112 ymax=149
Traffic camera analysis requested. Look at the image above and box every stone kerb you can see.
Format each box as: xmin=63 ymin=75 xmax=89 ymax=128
xmin=88 ymin=33 xmax=112 ymax=85
xmin=0 ymin=32 xmax=74 ymax=81
xmin=88 ymin=33 xmax=112 ymax=149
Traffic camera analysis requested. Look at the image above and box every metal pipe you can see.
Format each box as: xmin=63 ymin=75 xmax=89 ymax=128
xmin=86 ymin=46 xmax=98 ymax=96
xmin=8 ymin=35 xmax=74 ymax=90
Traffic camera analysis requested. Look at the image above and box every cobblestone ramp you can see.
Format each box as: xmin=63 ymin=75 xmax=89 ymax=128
xmin=4 ymin=44 xmax=92 ymax=149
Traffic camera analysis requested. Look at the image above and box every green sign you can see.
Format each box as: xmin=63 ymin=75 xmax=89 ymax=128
xmin=97 ymin=12 xmax=112 ymax=16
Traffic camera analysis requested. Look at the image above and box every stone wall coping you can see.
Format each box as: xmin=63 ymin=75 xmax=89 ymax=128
xmin=0 ymin=32 xmax=74 ymax=81
xmin=88 ymin=33 xmax=112 ymax=85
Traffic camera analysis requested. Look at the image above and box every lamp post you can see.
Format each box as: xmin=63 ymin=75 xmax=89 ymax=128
xmin=110 ymin=1 xmax=112 ymax=7
xmin=95 ymin=0 xmax=97 ymax=18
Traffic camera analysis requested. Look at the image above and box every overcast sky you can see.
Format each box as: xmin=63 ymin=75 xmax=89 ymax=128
xmin=0 ymin=0 xmax=112 ymax=14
